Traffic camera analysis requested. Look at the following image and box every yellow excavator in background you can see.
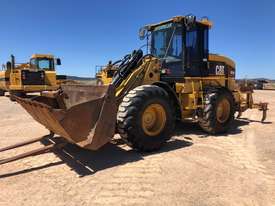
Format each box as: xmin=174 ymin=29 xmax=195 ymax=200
xmin=0 ymin=15 xmax=268 ymax=165
xmin=0 ymin=54 xmax=64 ymax=100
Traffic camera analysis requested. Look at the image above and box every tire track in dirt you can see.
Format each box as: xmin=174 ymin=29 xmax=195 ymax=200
xmin=1 ymin=92 xmax=275 ymax=206
xmin=90 ymin=154 xmax=163 ymax=205
xmin=215 ymin=111 xmax=275 ymax=204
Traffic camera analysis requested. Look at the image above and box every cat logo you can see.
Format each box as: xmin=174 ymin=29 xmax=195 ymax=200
xmin=216 ymin=65 xmax=225 ymax=75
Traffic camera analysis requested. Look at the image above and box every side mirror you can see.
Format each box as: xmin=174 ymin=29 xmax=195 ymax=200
xmin=56 ymin=58 xmax=61 ymax=65
xmin=139 ymin=27 xmax=147 ymax=40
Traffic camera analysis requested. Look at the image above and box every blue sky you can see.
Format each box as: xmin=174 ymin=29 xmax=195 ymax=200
xmin=0 ymin=0 xmax=274 ymax=78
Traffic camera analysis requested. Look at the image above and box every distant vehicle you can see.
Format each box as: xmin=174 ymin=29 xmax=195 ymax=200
xmin=0 ymin=54 xmax=65 ymax=100
xmin=254 ymin=80 xmax=269 ymax=90
xmin=95 ymin=62 xmax=118 ymax=85
xmin=263 ymin=82 xmax=275 ymax=90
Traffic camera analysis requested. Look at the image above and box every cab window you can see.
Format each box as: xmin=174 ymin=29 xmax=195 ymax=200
xmin=38 ymin=59 xmax=51 ymax=70
xmin=30 ymin=58 xmax=54 ymax=70
xmin=151 ymin=23 xmax=183 ymax=61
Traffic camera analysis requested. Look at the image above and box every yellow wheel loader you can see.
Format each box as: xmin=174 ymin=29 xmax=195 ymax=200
xmin=95 ymin=61 xmax=119 ymax=85
xmin=0 ymin=54 xmax=63 ymax=100
xmin=0 ymin=15 xmax=268 ymax=164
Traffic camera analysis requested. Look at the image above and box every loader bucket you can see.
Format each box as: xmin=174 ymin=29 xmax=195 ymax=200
xmin=14 ymin=84 xmax=117 ymax=150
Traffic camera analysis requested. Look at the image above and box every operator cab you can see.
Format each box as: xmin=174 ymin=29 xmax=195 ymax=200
xmin=30 ymin=54 xmax=61 ymax=71
xmin=141 ymin=15 xmax=211 ymax=81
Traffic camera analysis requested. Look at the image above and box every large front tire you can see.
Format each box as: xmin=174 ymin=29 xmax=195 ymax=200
xmin=117 ymin=85 xmax=175 ymax=152
xmin=9 ymin=91 xmax=26 ymax=101
xmin=199 ymin=89 xmax=235 ymax=134
xmin=0 ymin=90 xmax=5 ymax=96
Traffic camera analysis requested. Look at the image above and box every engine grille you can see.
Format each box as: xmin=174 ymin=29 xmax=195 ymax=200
xmin=21 ymin=71 xmax=45 ymax=85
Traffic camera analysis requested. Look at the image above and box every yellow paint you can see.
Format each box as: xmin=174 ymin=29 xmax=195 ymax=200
xmin=198 ymin=18 xmax=213 ymax=28
xmin=31 ymin=54 xmax=54 ymax=59
xmin=0 ymin=54 xmax=60 ymax=93
xmin=209 ymin=54 xmax=235 ymax=68
xmin=0 ymin=70 xmax=10 ymax=91
xmin=45 ymin=71 xmax=57 ymax=86
xmin=142 ymin=58 xmax=161 ymax=85
xmin=8 ymin=85 xmax=59 ymax=91
xmin=141 ymin=103 xmax=166 ymax=136
xmin=115 ymin=56 xmax=161 ymax=98
xmin=147 ymin=15 xmax=213 ymax=31
xmin=96 ymin=65 xmax=118 ymax=85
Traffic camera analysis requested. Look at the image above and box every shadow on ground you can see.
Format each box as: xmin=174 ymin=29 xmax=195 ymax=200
xmin=0 ymin=135 xmax=192 ymax=178
xmin=1 ymin=117 xmax=269 ymax=178
xmin=174 ymin=118 xmax=255 ymax=138
xmin=237 ymin=117 xmax=272 ymax=125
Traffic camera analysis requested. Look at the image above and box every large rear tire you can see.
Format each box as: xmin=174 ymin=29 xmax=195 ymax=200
xmin=117 ymin=85 xmax=175 ymax=152
xmin=199 ymin=89 xmax=235 ymax=134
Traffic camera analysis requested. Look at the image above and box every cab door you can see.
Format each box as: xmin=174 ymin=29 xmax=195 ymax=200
xmin=160 ymin=24 xmax=185 ymax=82
xmin=184 ymin=24 xmax=209 ymax=77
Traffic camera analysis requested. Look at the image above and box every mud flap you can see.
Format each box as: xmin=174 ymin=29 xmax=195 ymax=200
xmin=14 ymin=84 xmax=117 ymax=150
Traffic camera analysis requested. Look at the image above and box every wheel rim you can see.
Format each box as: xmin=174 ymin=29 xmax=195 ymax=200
xmin=141 ymin=103 xmax=167 ymax=136
xmin=216 ymin=98 xmax=231 ymax=123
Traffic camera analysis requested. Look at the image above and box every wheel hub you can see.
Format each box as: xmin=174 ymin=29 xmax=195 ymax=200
xmin=216 ymin=98 xmax=230 ymax=123
xmin=142 ymin=103 xmax=166 ymax=136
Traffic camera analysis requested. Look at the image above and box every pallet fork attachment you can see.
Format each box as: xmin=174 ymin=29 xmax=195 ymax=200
xmin=0 ymin=135 xmax=66 ymax=165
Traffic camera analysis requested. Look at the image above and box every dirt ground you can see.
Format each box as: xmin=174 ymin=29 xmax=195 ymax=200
xmin=0 ymin=90 xmax=274 ymax=206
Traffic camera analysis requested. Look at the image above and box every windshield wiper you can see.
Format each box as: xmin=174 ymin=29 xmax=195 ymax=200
xmin=163 ymin=26 xmax=177 ymax=59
